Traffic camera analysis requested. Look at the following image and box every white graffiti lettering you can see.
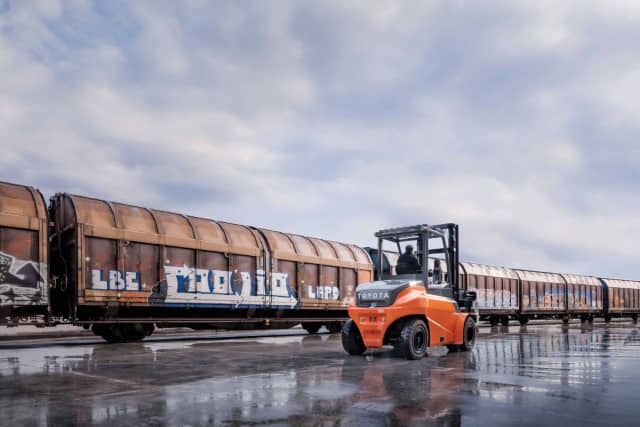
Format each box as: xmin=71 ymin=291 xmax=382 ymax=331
xmin=90 ymin=269 xmax=141 ymax=291
xmin=307 ymin=285 xmax=340 ymax=300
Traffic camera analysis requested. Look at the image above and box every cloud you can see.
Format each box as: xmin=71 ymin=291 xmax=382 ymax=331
xmin=1 ymin=0 xmax=640 ymax=279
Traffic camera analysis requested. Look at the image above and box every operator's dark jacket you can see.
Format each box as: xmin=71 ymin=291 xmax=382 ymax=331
xmin=396 ymin=252 xmax=420 ymax=274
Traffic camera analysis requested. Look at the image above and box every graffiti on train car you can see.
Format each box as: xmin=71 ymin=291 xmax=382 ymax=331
xmin=0 ymin=252 xmax=47 ymax=306
xmin=90 ymin=266 xmax=342 ymax=307
xmin=470 ymin=288 xmax=518 ymax=309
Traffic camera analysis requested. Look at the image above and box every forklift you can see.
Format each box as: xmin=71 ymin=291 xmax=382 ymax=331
xmin=342 ymin=224 xmax=477 ymax=360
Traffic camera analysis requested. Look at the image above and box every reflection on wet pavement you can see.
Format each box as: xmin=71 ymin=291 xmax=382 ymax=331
xmin=1 ymin=324 xmax=640 ymax=426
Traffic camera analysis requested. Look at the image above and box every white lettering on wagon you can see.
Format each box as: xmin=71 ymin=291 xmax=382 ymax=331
xmin=90 ymin=267 xmax=299 ymax=307
xmin=307 ymin=285 xmax=340 ymax=300
xmin=90 ymin=269 xmax=140 ymax=291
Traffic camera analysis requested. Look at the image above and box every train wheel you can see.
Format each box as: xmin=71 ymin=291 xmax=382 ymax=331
xmin=489 ymin=316 xmax=499 ymax=326
xmin=518 ymin=316 xmax=529 ymax=325
xmin=632 ymin=314 xmax=638 ymax=322
xmin=341 ymin=320 xmax=366 ymax=355
xmin=580 ymin=315 xmax=588 ymax=324
xmin=398 ymin=319 xmax=429 ymax=360
xmin=92 ymin=323 xmax=154 ymax=343
xmin=326 ymin=321 xmax=344 ymax=334
xmin=500 ymin=316 xmax=510 ymax=326
xmin=302 ymin=322 xmax=321 ymax=335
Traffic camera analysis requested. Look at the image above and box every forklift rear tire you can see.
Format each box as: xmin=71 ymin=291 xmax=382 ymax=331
xmin=302 ymin=323 xmax=321 ymax=335
xmin=341 ymin=320 xmax=366 ymax=355
xmin=398 ymin=319 xmax=429 ymax=360
xmin=457 ymin=316 xmax=476 ymax=352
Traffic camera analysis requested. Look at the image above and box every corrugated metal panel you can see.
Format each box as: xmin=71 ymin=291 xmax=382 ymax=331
xmin=461 ymin=262 xmax=518 ymax=279
xmin=515 ymin=269 xmax=565 ymax=284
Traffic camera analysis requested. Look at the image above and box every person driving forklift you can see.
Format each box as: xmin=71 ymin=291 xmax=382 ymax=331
xmin=396 ymin=245 xmax=420 ymax=274
xmin=432 ymin=259 xmax=443 ymax=284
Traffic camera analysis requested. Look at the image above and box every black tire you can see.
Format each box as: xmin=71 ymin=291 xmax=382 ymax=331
xmin=341 ymin=320 xmax=366 ymax=355
xmin=326 ymin=321 xmax=344 ymax=334
xmin=302 ymin=322 xmax=321 ymax=335
xmin=457 ymin=316 xmax=476 ymax=352
xmin=398 ymin=319 xmax=429 ymax=360
xmin=500 ymin=316 xmax=510 ymax=326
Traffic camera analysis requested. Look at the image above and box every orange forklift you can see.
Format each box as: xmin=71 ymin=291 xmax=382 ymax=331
xmin=342 ymin=224 xmax=477 ymax=360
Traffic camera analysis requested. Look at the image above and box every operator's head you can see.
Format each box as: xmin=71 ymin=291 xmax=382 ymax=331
xmin=405 ymin=245 xmax=414 ymax=254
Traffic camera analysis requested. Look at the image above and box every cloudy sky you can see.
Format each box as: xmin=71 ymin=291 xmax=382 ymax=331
xmin=1 ymin=0 xmax=640 ymax=278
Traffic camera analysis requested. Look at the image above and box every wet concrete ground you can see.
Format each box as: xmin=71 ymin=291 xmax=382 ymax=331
xmin=1 ymin=324 xmax=640 ymax=426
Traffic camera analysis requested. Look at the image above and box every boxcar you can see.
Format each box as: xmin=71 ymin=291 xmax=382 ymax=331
xmin=600 ymin=278 xmax=640 ymax=320
xmin=48 ymin=193 xmax=373 ymax=341
xmin=0 ymin=182 xmax=48 ymax=319
xmin=459 ymin=262 xmax=519 ymax=325
xmin=515 ymin=269 xmax=567 ymax=323
xmin=562 ymin=274 xmax=603 ymax=322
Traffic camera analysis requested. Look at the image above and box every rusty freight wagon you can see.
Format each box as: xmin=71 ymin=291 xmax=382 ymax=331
xmin=563 ymin=274 xmax=603 ymax=323
xmin=48 ymin=193 xmax=373 ymax=341
xmin=600 ymin=278 xmax=640 ymax=321
xmin=0 ymin=182 xmax=48 ymax=319
xmin=459 ymin=262 xmax=519 ymax=326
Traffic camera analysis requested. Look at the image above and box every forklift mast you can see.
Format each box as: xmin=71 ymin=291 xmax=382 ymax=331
xmin=374 ymin=223 xmax=460 ymax=302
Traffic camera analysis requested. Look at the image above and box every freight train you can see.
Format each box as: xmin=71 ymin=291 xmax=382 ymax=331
xmin=1 ymin=180 xmax=639 ymax=342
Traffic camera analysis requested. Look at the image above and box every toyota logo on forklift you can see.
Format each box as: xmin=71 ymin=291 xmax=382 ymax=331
xmin=342 ymin=224 xmax=477 ymax=360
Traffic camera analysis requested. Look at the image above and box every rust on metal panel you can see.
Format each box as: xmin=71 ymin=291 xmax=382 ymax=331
xmin=307 ymin=237 xmax=337 ymax=260
xmin=218 ymin=222 xmax=261 ymax=256
xmin=0 ymin=182 xmax=48 ymax=310
xmin=152 ymin=210 xmax=195 ymax=239
xmin=288 ymin=234 xmax=318 ymax=258
xmin=70 ymin=196 xmax=116 ymax=229
xmin=515 ymin=269 xmax=566 ymax=312
xmin=113 ymin=203 xmax=158 ymax=234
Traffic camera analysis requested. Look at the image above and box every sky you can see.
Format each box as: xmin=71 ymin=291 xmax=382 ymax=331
xmin=1 ymin=0 xmax=640 ymax=278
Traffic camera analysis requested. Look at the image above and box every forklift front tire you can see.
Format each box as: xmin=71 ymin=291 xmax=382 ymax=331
xmin=398 ymin=319 xmax=429 ymax=360
xmin=341 ymin=320 xmax=366 ymax=355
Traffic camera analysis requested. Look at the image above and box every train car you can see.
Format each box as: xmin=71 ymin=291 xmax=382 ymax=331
xmin=600 ymin=278 xmax=640 ymax=321
xmin=514 ymin=269 xmax=567 ymax=324
xmin=0 ymin=182 xmax=48 ymax=320
xmin=562 ymin=274 xmax=603 ymax=323
xmin=459 ymin=262 xmax=519 ymax=326
xmin=48 ymin=193 xmax=373 ymax=341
